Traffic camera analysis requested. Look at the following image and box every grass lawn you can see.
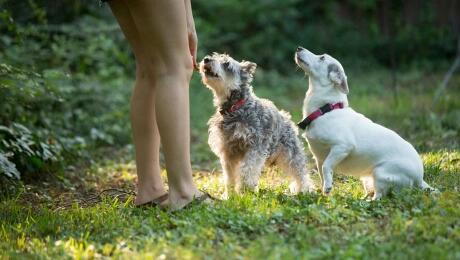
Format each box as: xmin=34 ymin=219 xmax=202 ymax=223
xmin=1 ymin=68 xmax=459 ymax=259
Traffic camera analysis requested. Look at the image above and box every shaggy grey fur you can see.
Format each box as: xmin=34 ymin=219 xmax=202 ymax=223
xmin=199 ymin=53 xmax=315 ymax=198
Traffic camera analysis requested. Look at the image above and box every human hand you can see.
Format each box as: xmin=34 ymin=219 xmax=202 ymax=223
xmin=184 ymin=0 xmax=197 ymax=70
xmin=188 ymin=27 xmax=198 ymax=70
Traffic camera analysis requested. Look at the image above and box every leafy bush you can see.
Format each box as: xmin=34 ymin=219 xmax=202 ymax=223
xmin=0 ymin=8 xmax=133 ymax=181
xmin=0 ymin=152 xmax=19 ymax=179
xmin=0 ymin=17 xmax=132 ymax=79
xmin=0 ymin=123 xmax=61 ymax=180
xmin=0 ymin=61 xmax=131 ymax=180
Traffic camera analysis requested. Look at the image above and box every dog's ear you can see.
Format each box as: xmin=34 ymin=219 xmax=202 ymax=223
xmin=240 ymin=61 xmax=257 ymax=75
xmin=328 ymin=64 xmax=349 ymax=94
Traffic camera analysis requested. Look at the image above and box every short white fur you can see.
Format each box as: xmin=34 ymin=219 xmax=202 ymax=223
xmin=294 ymin=47 xmax=434 ymax=199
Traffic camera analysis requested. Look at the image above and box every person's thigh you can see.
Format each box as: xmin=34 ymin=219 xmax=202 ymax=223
xmin=108 ymin=0 xmax=145 ymax=67
xmin=123 ymin=0 xmax=192 ymax=75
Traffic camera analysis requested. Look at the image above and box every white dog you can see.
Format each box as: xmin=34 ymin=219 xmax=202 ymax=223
xmin=294 ymin=46 xmax=434 ymax=199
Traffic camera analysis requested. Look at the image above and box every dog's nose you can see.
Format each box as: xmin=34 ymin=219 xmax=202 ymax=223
xmin=297 ymin=46 xmax=305 ymax=52
xmin=203 ymin=57 xmax=210 ymax=63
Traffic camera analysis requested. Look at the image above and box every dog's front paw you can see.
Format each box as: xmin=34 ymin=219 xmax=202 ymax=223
xmin=307 ymin=185 xmax=317 ymax=193
xmin=289 ymin=181 xmax=300 ymax=194
xmin=291 ymin=182 xmax=316 ymax=194
xmin=361 ymin=191 xmax=375 ymax=200
xmin=322 ymin=185 xmax=333 ymax=195
xmin=239 ymin=182 xmax=259 ymax=194
xmin=371 ymin=192 xmax=382 ymax=200
xmin=222 ymin=191 xmax=230 ymax=200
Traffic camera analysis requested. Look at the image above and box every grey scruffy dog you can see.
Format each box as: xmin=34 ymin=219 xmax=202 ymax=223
xmin=199 ymin=53 xmax=315 ymax=198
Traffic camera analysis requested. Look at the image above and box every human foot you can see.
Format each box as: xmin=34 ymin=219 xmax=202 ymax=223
xmin=134 ymin=185 xmax=168 ymax=206
xmin=135 ymin=193 xmax=169 ymax=207
xmin=167 ymin=190 xmax=217 ymax=211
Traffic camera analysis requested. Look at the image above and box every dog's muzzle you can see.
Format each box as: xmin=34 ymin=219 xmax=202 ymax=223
xmin=202 ymin=63 xmax=218 ymax=78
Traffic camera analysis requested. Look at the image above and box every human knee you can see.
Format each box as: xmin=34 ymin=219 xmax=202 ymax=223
xmin=136 ymin=55 xmax=193 ymax=84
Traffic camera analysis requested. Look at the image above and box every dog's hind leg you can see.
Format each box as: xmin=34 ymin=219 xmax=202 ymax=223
xmin=315 ymin=158 xmax=324 ymax=191
xmin=277 ymin=149 xmax=315 ymax=193
xmin=239 ymin=151 xmax=265 ymax=192
xmin=373 ymin=159 xmax=431 ymax=199
xmin=360 ymin=176 xmax=375 ymax=199
xmin=372 ymin=164 xmax=411 ymax=200
xmin=322 ymin=145 xmax=352 ymax=194
xmin=372 ymin=167 xmax=393 ymax=200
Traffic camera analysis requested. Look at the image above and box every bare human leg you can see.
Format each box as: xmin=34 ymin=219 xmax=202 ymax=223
xmin=109 ymin=0 xmax=166 ymax=205
xmin=121 ymin=0 xmax=201 ymax=210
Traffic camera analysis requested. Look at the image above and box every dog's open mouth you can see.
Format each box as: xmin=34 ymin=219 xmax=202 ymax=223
xmin=296 ymin=56 xmax=309 ymax=67
xmin=203 ymin=65 xmax=219 ymax=78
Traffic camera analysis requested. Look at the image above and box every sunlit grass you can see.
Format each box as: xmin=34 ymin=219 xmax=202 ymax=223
xmin=1 ymin=150 xmax=459 ymax=259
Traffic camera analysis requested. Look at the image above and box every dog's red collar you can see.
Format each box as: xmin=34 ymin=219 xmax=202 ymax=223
xmin=220 ymin=98 xmax=247 ymax=115
xmin=297 ymin=102 xmax=345 ymax=130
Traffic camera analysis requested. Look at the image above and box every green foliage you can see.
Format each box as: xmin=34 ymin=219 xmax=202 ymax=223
xmin=371 ymin=2 xmax=457 ymax=70
xmin=0 ymin=64 xmax=64 ymax=179
xmin=0 ymin=4 xmax=134 ymax=180
xmin=2 ymin=0 xmax=456 ymax=72
xmin=0 ymin=152 xmax=19 ymax=179
xmin=193 ymin=0 xmax=457 ymax=71
xmin=0 ymin=55 xmax=131 ymax=180
xmin=0 ymin=123 xmax=61 ymax=180
xmin=1 ymin=18 xmax=131 ymax=79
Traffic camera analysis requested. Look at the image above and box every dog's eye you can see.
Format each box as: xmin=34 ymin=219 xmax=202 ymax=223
xmin=320 ymin=56 xmax=325 ymax=61
xmin=223 ymin=61 xmax=230 ymax=68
